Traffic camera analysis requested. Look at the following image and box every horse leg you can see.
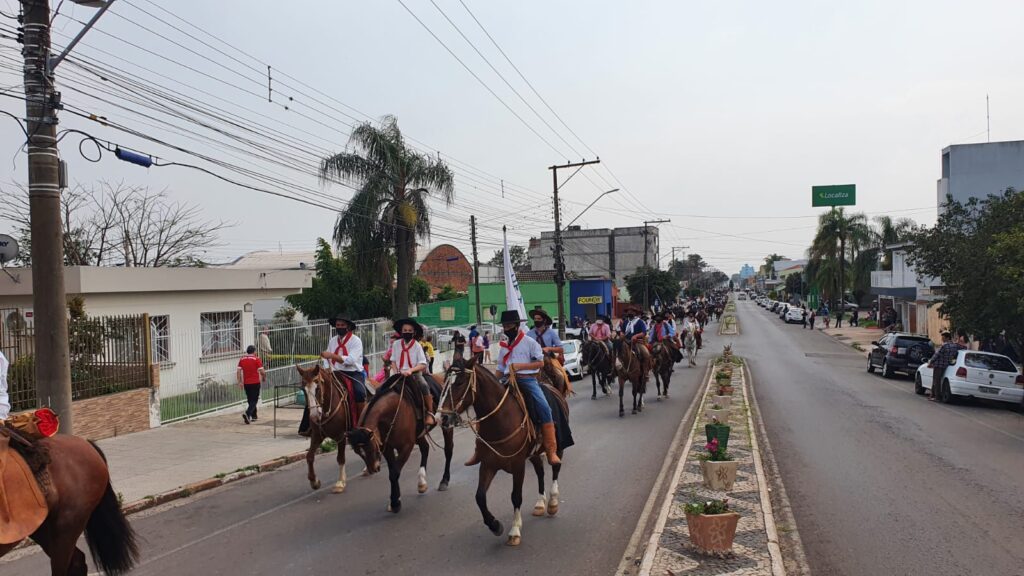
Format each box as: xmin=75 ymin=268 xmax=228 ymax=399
xmin=548 ymin=456 xmax=562 ymax=516
xmin=530 ymin=454 xmax=546 ymax=516
xmin=331 ymin=438 xmax=347 ymax=494
xmin=632 ymin=380 xmax=639 ymax=415
xmin=416 ymin=436 xmax=430 ymax=495
xmin=618 ymin=376 xmax=626 ymax=417
xmin=655 ymin=369 xmax=663 ymax=399
xmin=306 ymin=432 xmax=321 ymax=490
xmin=385 ymin=446 xmax=409 ymax=513
xmin=476 ymin=465 xmax=503 ymax=536
xmin=591 ymin=370 xmax=597 ymax=400
xmin=33 ymin=521 xmax=86 ymax=576
xmin=439 ymin=425 xmax=454 ymax=491
xmin=507 ymin=459 xmax=526 ymax=547
xmin=663 ymin=369 xmax=671 ymax=399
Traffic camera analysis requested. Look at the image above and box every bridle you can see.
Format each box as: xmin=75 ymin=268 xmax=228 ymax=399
xmin=305 ymin=368 xmax=348 ymax=432
xmin=441 ymin=365 xmax=533 ymax=459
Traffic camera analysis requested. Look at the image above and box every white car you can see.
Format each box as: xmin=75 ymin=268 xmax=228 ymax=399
xmin=737 ymin=293 xmax=748 ymax=300
xmin=561 ymin=339 xmax=583 ymax=381
xmin=915 ymin=350 xmax=1024 ymax=405
xmin=784 ymin=307 xmax=806 ymax=324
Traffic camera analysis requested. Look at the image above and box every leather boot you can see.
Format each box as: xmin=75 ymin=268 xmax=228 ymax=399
xmin=424 ymin=394 xmax=436 ymax=427
xmin=541 ymin=422 xmax=561 ymax=465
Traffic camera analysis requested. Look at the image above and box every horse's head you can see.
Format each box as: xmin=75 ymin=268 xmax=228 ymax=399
xmin=441 ymin=355 xmax=477 ymax=414
xmin=345 ymin=427 xmax=381 ymax=474
xmin=296 ymin=364 xmax=327 ymax=424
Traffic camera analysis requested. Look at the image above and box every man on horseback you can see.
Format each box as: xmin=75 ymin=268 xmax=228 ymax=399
xmin=389 ymin=319 xmax=436 ymax=427
xmin=616 ymin=306 xmax=647 ymax=371
xmin=588 ymin=314 xmax=613 ymax=356
xmin=465 ymin=310 xmax=561 ymax=467
xmin=527 ymin=309 xmax=563 ymax=362
xmin=300 ymin=314 xmax=368 ymax=437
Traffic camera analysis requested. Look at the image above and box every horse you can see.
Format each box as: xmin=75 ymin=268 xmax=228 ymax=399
xmin=615 ymin=334 xmax=650 ymax=416
xmin=440 ymin=357 xmax=570 ymax=546
xmin=580 ymin=339 xmax=614 ymax=399
xmin=0 ymin=435 xmax=139 ymax=575
xmin=683 ymin=326 xmax=698 ymax=367
xmin=651 ymin=340 xmax=674 ymax=399
xmin=296 ymin=364 xmax=358 ymax=493
xmin=346 ymin=374 xmax=433 ymax=513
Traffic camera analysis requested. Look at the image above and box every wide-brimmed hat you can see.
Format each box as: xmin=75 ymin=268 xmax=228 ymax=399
xmin=329 ymin=314 xmax=356 ymax=330
xmin=623 ymin=305 xmax=641 ymax=315
xmin=598 ymin=315 xmax=611 ymax=323
xmin=500 ymin=310 xmax=523 ymax=325
xmin=529 ymin=308 xmax=553 ymax=325
xmin=393 ymin=318 xmax=424 ymax=339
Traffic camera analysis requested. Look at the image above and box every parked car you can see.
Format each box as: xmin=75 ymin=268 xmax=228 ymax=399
xmin=867 ymin=333 xmax=934 ymax=378
xmin=564 ymin=326 xmax=583 ymax=339
xmin=737 ymin=293 xmax=748 ymax=300
xmin=916 ymin=350 xmax=1024 ymax=405
xmin=784 ymin=307 xmax=805 ymax=324
xmin=561 ymin=339 xmax=583 ymax=381
xmin=778 ymin=304 xmax=789 ymax=320
xmin=434 ymin=326 xmax=470 ymax=349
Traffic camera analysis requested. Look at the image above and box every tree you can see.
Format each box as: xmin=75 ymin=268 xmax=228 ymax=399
xmin=873 ymin=215 xmax=917 ymax=271
xmin=286 ymin=239 xmax=391 ymax=321
xmin=409 ymin=277 xmax=431 ymax=305
xmin=807 ymin=209 xmax=870 ymax=305
xmin=273 ymin=306 xmax=298 ymax=324
xmin=0 ymin=181 xmax=227 ymax=266
xmin=435 ymin=284 xmax=460 ymax=302
xmin=487 ymin=244 xmax=527 ymax=268
xmin=784 ymin=273 xmax=803 ymax=297
xmin=669 ymin=253 xmax=707 ymax=283
xmin=319 ymin=115 xmax=454 ymax=319
xmin=625 ymin=266 xmax=680 ymax=307
xmin=907 ymin=189 xmax=1024 ymax=360
xmin=760 ymin=253 xmax=787 ymax=279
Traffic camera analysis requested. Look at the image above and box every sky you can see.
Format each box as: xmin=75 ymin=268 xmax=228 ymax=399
xmin=2 ymin=0 xmax=1023 ymax=275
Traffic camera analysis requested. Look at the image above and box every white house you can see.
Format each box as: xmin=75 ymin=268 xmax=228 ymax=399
xmin=869 ymin=244 xmax=945 ymax=340
xmin=220 ymin=250 xmax=316 ymax=321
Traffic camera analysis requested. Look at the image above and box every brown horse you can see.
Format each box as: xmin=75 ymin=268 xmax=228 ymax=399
xmin=615 ymin=335 xmax=650 ymax=416
xmin=651 ymin=341 xmax=674 ymax=399
xmin=441 ymin=357 xmax=569 ymax=546
xmin=296 ymin=364 xmax=356 ymax=493
xmin=346 ymin=374 xmax=433 ymax=513
xmin=0 ymin=435 xmax=138 ymax=575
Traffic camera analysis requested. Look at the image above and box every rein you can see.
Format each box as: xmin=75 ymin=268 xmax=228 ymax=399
xmin=442 ymin=366 xmax=533 ymax=459
xmin=309 ymin=370 xmax=348 ymax=433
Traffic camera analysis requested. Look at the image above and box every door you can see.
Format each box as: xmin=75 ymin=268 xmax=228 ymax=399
xmin=871 ymin=334 xmax=890 ymax=365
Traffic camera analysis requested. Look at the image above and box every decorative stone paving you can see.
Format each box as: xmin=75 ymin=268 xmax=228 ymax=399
xmin=642 ymin=356 xmax=780 ymax=576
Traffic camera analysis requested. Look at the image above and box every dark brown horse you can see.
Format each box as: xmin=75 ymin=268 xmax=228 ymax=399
xmin=297 ymin=364 xmax=356 ymax=493
xmin=615 ymin=335 xmax=650 ymax=416
xmin=441 ymin=357 xmax=568 ymax=546
xmin=580 ymin=339 xmax=614 ymax=399
xmin=0 ymin=435 xmax=138 ymax=575
xmin=651 ymin=341 xmax=674 ymax=399
xmin=346 ymin=374 xmax=433 ymax=513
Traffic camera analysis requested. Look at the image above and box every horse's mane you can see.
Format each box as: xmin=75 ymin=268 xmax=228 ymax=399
xmin=3 ymin=429 xmax=51 ymax=476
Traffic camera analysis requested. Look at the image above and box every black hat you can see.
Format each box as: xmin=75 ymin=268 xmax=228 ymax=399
xmin=330 ymin=314 xmax=356 ymax=330
xmin=500 ymin=310 xmax=523 ymax=325
xmin=393 ymin=318 xmax=424 ymax=339
xmin=530 ymin=308 xmax=553 ymax=325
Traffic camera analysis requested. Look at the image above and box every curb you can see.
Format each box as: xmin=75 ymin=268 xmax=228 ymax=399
xmin=743 ymin=363 xmax=786 ymax=576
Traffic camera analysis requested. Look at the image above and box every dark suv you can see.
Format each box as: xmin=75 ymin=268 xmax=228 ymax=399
xmin=867 ymin=333 xmax=934 ymax=378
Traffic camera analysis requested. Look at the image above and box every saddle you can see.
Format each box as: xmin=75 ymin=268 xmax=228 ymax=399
xmin=0 ymin=426 xmax=49 ymax=544
xmin=368 ymin=374 xmax=438 ymax=437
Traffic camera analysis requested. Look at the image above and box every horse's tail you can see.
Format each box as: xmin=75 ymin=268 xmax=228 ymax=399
xmin=84 ymin=445 xmax=140 ymax=575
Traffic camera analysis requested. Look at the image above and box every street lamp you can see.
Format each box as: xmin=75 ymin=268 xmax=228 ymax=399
xmin=563 ymin=189 xmax=618 ymax=230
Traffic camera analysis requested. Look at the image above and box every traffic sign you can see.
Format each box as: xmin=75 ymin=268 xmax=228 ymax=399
xmin=812 ymin=184 xmax=856 ymax=207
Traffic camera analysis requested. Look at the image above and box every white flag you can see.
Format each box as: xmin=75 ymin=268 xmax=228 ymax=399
xmin=503 ymin=226 xmax=527 ymax=330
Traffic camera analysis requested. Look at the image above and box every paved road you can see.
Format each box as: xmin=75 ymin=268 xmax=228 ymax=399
xmin=0 ymin=341 xmax=711 ymax=576
xmin=737 ymin=301 xmax=1024 ymax=576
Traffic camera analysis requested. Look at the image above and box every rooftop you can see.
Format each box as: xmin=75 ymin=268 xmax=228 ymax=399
xmin=221 ymin=250 xmax=317 ymax=270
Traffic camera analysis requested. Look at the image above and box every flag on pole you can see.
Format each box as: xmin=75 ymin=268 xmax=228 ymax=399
xmin=503 ymin=226 xmax=527 ymax=330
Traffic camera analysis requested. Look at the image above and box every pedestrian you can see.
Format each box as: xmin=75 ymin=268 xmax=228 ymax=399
xmin=834 ymin=309 xmax=844 ymax=329
xmin=236 ymin=345 xmax=265 ymax=424
xmin=471 ymin=329 xmax=486 ymax=364
xmin=258 ymin=326 xmax=273 ymax=354
xmin=390 ymin=318 xmax=435 ymax=426
xmin=808 ymin=309 xmax=816 ymax=330
xmin=421 ymin=334 xmax=436 ymax=374
xmin=482 ymin=331 xmax=492 ymax=363
xmin=927 ymin=331 xmax=961 ymax=401
xmin=302 ymin=314 xmax=368 ymax=437
xmin=851 ymin=308 xmax=859 ymax=327
xmin=801 ymin=308 xmax=808 ymax=329
xmin=0 ymin=349 xmax=10 ymax=420
xmin=451 ymin=329 xmax=467 ymax=359
xmin=821 ymin=305 xmax=830 ymax=329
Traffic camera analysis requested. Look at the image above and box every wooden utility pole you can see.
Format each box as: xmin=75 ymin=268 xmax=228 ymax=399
xmin=549 ymin=159 xmax=600 ymax=339
xmin=22 ymin=0 xmax=72 ymax=432
xmin=470 ymin=215 xmax=482 ymax=325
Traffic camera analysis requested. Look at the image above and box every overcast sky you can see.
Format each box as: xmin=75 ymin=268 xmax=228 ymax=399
xmin=2 ymin=0 xmax=1022 ymax=274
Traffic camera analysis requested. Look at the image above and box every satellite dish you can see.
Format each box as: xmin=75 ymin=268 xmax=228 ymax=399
xmin=0 ymin=234 xmax=18 ymax=265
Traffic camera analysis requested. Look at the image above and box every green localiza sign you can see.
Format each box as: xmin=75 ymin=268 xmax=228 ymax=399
xmin=812 ymin=184 xmax=856 ymax=207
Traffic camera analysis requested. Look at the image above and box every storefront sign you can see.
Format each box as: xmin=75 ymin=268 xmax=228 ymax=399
xmin=577 ymin=296 xmax=603 ymax=305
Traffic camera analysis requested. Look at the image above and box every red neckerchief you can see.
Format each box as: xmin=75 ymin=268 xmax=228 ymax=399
xmin=655 ymin=323 xmax=664 ymax=341
xmin=333 ymin=332 xmax=352 ymax=357
xmin=500 ymin=331 xmax=524 ymax=369
xmin=399 ymin=339 xmax=416 ymax=369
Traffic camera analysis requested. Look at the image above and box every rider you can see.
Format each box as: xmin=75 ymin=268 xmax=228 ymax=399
xmin=616 ymin=306 xmax=647 ymax=370
xmin=300 ymin=314 xmax=367 ymax=437
xmin=527 ymin=309 xmax=563 ymax=361
xmin=588 ymin=314 xmax=613 ymax=355
xmin=465 ymin=310 xmax=561 ymax=467
xmin=390 ymin=318 xmax=436 ymax=427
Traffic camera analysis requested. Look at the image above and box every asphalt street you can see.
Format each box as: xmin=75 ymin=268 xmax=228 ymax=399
xmin=738 ymin=300 xmax=1024 ymax=576
xmin=0 ymin=337 xmax=711 ymax=576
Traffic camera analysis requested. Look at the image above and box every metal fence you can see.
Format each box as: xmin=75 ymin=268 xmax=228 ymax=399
xmin=0 ymin=309 xmax=150 ymax=412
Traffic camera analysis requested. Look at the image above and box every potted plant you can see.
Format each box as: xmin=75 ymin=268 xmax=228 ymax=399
xmin=697 ymin=437 xmax=737 ymax=491
xmin=717 ymin=382 xmax=734 ymax=395
xmin=705 ymin=403 xmax=730 ymax=424
xmin=705 ymin=416 xmax=730 ymax=451
xmin=711 ymin=394 xmax=731 ymax=409
xmin=684 ymin=496 xmax=741 ymax=554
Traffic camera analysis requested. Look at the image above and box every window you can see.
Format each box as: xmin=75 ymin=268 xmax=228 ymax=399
xmin=440 ymin=307 xmax=455 ymax=322
xmin=150 ymin=315 xmax=170 ymax=363
xmin=965 ymin=353 xmax=1017 ymax=373
xmin=200 ymin=311 xmax=242 ymax=357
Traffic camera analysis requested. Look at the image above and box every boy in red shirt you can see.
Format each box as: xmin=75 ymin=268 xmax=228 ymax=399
xmin=237 ymin=345 xmax=265 ymax=424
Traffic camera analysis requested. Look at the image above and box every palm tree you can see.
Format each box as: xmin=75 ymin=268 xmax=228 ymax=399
xmin=319 ymin=116 xmax=455 ymax=318
xmin=761 ymin=253 xmax=787 ymax=279
xmin=808 ymin=209 xmax=871 ymax=307
xmin=873 ymin=215 xmax=916 ymax=270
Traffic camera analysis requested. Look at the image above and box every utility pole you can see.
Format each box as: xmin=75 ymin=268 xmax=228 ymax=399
xmin=22 ymin=0 xmax=72 ymax=433
xmin=549 ymin=159 xmax=600 ymax=339
xmin=641 ymin=219 xmax=670 ymax=312
xmin=671 ymin=245 xmax=689 ymax=302
xmin=470 ymin=215 xmax=482 ymax=326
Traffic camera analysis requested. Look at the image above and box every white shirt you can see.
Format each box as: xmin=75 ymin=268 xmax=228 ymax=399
xmin=325 ymin=333 xmax=363 ymax=372
xmin=0 ymin=351 xmax=9 ymax=420
xmin=496 ymin=331 xmax=543 ymax=376
xmin=390 ymin=339 xmax=428 ymax=371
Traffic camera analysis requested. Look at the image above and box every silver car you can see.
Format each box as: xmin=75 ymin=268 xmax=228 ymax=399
xmin=561 ymin=339 xmax=583 ymax=381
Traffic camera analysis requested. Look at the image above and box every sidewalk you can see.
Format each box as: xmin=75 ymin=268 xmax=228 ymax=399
xmin=821 ymin=324 xmax=884 ymax=357
xmin=98 ymin=407 xmax=309 ymax=505
xmin=639 ymin=354 xmax=784 ymax=576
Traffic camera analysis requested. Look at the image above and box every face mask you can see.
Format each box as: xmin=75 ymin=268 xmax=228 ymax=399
xmin=504 ymin=329 xmax=519 ymax=340
xmin=336 ymin=327 xmax=348 ymax=337
xmin=402 ymin=333 xmax=414 ymax=342
xmin=596 ymin=320 xmax=604 ymax=325
xmin=533 ymin=322 xmax=544 ymax=330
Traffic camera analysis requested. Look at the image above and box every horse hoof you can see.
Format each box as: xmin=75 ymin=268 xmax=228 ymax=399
xmin=532 ymin=504 xmax=546 ymax=517
xmin=547 ymin=502 xmax=559 ymax=516
xmin=591 ymin=395 xmax=597 ymax=400
xmin=656 ymin=395 xmax=662 ymax=401
xmin=418 ymin=482 xmax=428 ymax=494
xmin=360 ymin=467 xmax=370 ymax=477
xmin=507 ymin=535 xmax=522 ymax=547
xmin=438 ymin=482 xmax=449 ymax=492
xmin=631 ymin=409 xmax=637 ymax=415
xmin=490 ymin=520 xmax=504 ymax=536
xmin=331 ymin=482 xmax=346 ymax=494
xmin=619 ymin=411 xmax=624 ymax=418
xmin=310 ymin=479 xmax=321 ymax=490
xmin=387 ymin=500 xmax=402 ymax=513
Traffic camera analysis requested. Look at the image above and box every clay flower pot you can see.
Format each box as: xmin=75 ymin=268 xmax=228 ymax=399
xmin=717 ymin=385 xmax=734 ymax=396
xmin=711 ymin=395 xmax=731 ymax=409
xmin=685 ymin=511 xmax=741 ymax=554
xmin=705 ymin=407 xmax=730 ymax=424
xmin=700 ymin=459 xmax=738 ymax=491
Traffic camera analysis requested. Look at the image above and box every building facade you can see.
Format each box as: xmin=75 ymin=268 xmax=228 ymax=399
xmin=870 ymin=245 xmax=945 ymax=341
xmin=416 ymin=244 xmax=474 ymax=296
xmin=528 ymin=225 xmax=659 ymax=287
xmin=938 ymin=140 xmax=1024 ymax=209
